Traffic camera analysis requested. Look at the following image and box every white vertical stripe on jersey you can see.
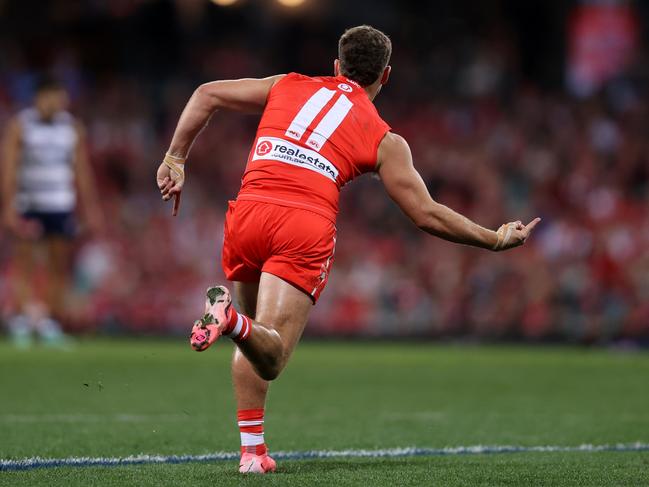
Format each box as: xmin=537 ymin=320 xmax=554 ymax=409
xmin=284 ymin=88 xmax=336 ymax=141
xmin=305 ymin=94 xmax=353 ymax=151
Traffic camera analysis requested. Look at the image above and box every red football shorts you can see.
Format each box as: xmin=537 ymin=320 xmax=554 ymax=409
xmin=222 ymin=200 xmax=336 ymax=303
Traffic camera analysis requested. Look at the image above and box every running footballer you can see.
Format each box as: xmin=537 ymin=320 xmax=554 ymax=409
xmin=156 ymin=25 xmax=540 ymax=474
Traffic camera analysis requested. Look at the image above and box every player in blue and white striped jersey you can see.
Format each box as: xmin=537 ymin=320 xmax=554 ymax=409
xmin=1 ymin=76 xmax=102 ymax=347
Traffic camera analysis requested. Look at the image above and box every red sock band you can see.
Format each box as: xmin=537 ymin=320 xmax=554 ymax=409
xmin=223 ymin=309 xmax=252 ymax=342
xmin=237 ymin=408 xmax=267 ymax=455
xmin=222 ymin=306 xmax=238 ymax=334
xmin=237 ymin=408 xmax=264 ymax=422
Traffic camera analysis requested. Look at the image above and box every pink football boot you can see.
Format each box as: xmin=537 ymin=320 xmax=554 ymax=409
xmin=189 ymin=286 xmax=232 ymax=351
xmin=239 ymin=452 xmax=277 ymax=474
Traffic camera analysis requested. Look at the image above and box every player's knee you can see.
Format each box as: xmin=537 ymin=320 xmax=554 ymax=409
xmin=258 ymin=366 xmax=280 ymax=381
xmin=258 ymin=355 xmax=284 ymax=381
xmin=257 ymin=348 xmax=290 ymax=381
xmin=254 ymin=359 xmax=281 ymax=381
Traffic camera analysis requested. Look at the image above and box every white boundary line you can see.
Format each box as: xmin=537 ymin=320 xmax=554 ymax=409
xmin=0 ymin=413 xmax=190 ymax=423
xmin=2 ymin=443 xmax=648 ymax=472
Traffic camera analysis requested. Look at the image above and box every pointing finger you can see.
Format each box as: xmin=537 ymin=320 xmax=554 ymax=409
xmin=172 ymin=192 xmax=181 ymax=216
xmin=524 ymin=217 xmax=542 ymax=234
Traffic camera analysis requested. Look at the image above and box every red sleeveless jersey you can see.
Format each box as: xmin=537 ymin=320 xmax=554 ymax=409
xmin=237 ymin=73 xmax=391 ymax=222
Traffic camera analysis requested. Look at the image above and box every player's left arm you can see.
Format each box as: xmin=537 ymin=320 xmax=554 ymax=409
xmin=377 ymin=131 xmax=540 ymax=251
xmin=73 ymin=122 xmax=104 ymax=234
xmin=158 ymin=75 xmax=285 ymax=215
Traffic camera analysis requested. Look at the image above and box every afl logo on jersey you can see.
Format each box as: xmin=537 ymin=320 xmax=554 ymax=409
xmin=256 ymin=140 xmax=273 ymax=156
xmin=337 ymin=83 xmax=352 ymax=92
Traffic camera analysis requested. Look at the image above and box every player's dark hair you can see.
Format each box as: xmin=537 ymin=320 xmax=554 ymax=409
xmin=338 ymin=25 xmax=392 ymax=87
xmin=35 ymin=75 xmax=64 ymax=94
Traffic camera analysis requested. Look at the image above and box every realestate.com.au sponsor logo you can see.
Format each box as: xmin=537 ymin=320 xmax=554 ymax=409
xmin=252 ymin=137 xmax=339 ymax=182
xmin=256 ymin=140 xmax=273 ymax=156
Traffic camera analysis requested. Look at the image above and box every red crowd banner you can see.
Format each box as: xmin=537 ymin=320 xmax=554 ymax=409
xmin=567 ymin=2 xmax=639 ymax=97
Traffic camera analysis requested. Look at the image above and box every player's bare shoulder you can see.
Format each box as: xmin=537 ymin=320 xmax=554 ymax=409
xmin=376 ymin=131 xmax=413 ymax=172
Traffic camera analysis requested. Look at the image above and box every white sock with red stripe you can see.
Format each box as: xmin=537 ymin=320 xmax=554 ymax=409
xmin=222 ymin=308 xmax=252 ymax=342
xmin=237 ymin=408 xmax=267 ymax=455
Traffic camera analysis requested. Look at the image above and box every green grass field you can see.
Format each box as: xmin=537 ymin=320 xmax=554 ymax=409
xmin=1 ymin=340 xmax=648 ymax=486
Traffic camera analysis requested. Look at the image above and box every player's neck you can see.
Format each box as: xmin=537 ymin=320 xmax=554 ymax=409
xmin=35 ymin=107 xmax=58 ymax=122
xmin=336 ymin=74 xmax=380 ymax=102
xmin=363 ymin=83 xmax=382 ymax=102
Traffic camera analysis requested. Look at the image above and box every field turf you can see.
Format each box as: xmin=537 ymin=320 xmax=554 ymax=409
xmin=0 ymin=340 xmax=648 ymax=486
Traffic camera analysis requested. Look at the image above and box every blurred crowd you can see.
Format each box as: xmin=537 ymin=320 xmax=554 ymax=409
xmin=1 ymin=0 xmax=648 ymax=341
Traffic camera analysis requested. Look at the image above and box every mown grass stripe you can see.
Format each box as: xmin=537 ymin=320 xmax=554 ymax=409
xmin=2 ymin=443 xmax=648 ymax=472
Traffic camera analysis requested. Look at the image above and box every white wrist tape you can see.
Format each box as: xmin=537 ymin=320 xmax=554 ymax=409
xmin=493 ymin=223 xmax=515 ymax=251
xmin=163 ymin=152 xmax=186 ymax=182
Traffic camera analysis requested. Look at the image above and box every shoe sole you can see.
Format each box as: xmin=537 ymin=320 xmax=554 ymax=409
xmin=189 ymin=286 xmax=231 ymax=352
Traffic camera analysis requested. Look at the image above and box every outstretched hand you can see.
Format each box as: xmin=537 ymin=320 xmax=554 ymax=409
xmin=156 ymin=159 xmax=184 ymax=216
xmin=493 ymin=217 xmax=541 ymax=251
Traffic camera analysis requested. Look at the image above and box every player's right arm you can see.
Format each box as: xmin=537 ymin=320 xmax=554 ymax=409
xmin=157 ymin=75 xmax=284 ymax=215
xmin=1 ymin=117 xmax=22 ymax=232
xmin=377 ymin=132 xmax=540 ymax=251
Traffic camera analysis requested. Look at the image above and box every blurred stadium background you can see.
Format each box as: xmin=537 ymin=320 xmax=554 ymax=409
xmin=1 ymin=0 xmax=649 ymax=343
xmin=2 ymin=2 xmax=649 ymax=485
